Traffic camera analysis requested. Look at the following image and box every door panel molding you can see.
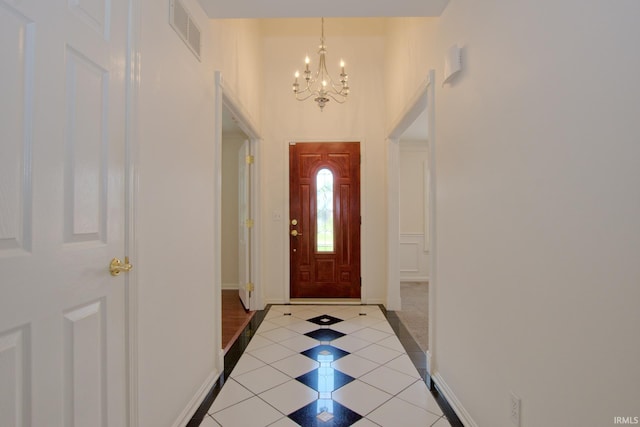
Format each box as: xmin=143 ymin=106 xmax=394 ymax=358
xmin=0 ymin=1 xmax=35 ymax=255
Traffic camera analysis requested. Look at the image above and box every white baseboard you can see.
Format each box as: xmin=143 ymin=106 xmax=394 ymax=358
xmin=222 ymin=282 xmax=239 ymax=290
xmin=171 ymin=368 xmax=219 ymax=427
xmin=432 ymin=372 xmax=478 ymax=427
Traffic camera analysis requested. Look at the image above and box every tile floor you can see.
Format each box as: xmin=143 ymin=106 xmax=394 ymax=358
xmin=199 ymin=305 xmax=453 ymax=427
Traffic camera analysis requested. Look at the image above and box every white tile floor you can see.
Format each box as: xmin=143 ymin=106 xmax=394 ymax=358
xmin=201 ymin=305 xmax=453 ymax=427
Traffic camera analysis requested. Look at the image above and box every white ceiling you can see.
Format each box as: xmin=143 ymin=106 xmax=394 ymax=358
xmin=197 ymin=0 xmax=449 ymax=19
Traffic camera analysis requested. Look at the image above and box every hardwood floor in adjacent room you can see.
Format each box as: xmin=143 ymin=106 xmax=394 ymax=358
xmin=222 ymin=290 xmax=255 ymax=353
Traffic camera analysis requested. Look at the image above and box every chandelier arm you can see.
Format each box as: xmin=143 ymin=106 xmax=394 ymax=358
xmin=295 ymin=85 xmax=314 ymax=95
xmin=326 ymin=80 xmax=346 ymax=93
xmin=325 ymin=92 xmax=347 ymax=103
xmin=295 ymin=94 xmax=319 ymax=102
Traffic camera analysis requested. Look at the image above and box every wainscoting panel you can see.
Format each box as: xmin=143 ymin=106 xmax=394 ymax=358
xmin=399 ymin=233 xmax=429 ymax=282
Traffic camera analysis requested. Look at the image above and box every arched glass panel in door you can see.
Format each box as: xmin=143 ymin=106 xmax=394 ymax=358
xmin=316 ymin=168 xmax=334 ymax=252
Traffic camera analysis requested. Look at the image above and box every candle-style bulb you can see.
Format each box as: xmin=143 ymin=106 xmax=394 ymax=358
xmin=294 ymin=71 xmax=299 ymax=78
xmin=340 ymin=59 xmax=345 ymax=68
xmin=305 ymin=56 xmax=310 ymax=64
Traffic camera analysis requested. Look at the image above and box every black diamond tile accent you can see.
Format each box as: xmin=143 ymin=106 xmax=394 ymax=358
xmin=288 ymin=399 xmax=362 ymax=427
xmin=307 ymin=314 xmax=344 ymax=326
xmin=305 ymin=328 xmax=346 ymax=342
xmin=296 ymin=368 xmax=355 ymax=392
xmin=301 ymin=345 xmax=350 ymax=363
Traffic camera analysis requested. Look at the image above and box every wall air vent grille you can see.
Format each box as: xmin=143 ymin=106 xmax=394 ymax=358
xmin=170 ymin=0 xmax=201 ymax=61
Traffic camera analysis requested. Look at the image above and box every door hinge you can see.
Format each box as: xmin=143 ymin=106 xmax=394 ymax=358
xmin=245 ymin=282 xmax=255 ymax=292
xmin=246 ymin=155 xmax=254 ymax=164
xmin=360 ymin=277 xmax=362 ymax=287
xmin=245 ymin=219 xmax=254 ymax=228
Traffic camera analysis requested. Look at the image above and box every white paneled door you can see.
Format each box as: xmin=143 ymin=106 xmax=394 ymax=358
xmin=0 ymin=1 xmax=130 ymax=426
xmin=238 ymin=140 xmax=251 ymax=310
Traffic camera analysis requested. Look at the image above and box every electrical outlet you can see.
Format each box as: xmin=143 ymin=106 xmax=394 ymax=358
xmin=510 ymin=392 xmax=521 ymax=426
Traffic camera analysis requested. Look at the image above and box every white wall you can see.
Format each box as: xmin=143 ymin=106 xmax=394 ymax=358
xmin=136 ymin=2 xmax=261 ymax=426
xmin=399 ymin=141 xmax=429 ymax=281
xmin=388 ymin=3 xmax=640 ymax=426
xmin=399 ymin=141 xmax=427 ymax=233
xmin=221 ymin=136 xmax=245 ymax=288
xmin=259 ymin=18 xmax=388 ymax=304
xmin=385 ymin=18 xmax=438 ymax=128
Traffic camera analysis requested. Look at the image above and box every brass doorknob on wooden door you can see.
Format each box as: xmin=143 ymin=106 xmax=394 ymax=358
xmin=110 ymin=257 xmax=133 ymax=276
xmin=290 ymin=230 xmax=302 ymax=237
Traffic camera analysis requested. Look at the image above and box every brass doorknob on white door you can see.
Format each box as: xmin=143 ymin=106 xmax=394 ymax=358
xmin=110 ymin=257 xmax=133 ymax=276
xmin=290 ymin=230 xmax=302 ymax=237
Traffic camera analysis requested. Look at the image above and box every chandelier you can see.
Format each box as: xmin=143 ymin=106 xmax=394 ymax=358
xmin=292 ymin=18 xmax=350 ymax=111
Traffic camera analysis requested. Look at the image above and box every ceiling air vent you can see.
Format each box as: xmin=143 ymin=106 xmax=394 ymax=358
xmin=170 ymin=0 xmax=201 ymax=60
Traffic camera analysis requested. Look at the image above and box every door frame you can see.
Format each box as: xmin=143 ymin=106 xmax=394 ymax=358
xmin=213 ymin=73 xmax=263 ymax=355
xmin=386 ymin=70 xmax=436 ymax=375
xmin=124 ymin=0 xmax=140 ymax=425
xmin=283 ymin=138 xmax=367 ymax=304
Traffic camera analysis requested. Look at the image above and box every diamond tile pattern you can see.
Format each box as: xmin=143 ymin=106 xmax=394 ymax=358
xmin=301 ymin=344 xmax=350 ymax=363
xmin=206 ymin=307 xmax=452 ymax=427
xmin=306 ymin=314 xmax=344 ymax=326
xmin=296 ymin=367 xmax=355 ymax=392
xmin=288 ymin=399 xmax=362 ymax=427
xmin=304 ymin=328 xmax=346 ymax=342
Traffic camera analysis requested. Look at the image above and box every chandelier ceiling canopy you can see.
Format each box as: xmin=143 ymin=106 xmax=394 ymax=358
xmin=292 ymin=18 xmax=349 ymax=111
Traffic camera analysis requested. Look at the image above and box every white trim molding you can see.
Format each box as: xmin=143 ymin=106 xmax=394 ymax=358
xmin=386 ymin=138 xmax=402 ymax=310
xmin=433 ymin=372 xmax=479 ymax=427
xmin=171 ymin=369 xmax=220 ymax=427
xmin=399 ymin=233 xmax=429 ymax=282
xmin=125 ymin=0 xmax=141 ymax=425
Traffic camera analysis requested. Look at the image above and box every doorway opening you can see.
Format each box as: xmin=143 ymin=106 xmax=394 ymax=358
xmin=221 ymin=104 xmax=254 ymax=352
xmin=289 ymin=141 xmax=361 ymax=300
xmin=214 ymin=72 xmax=262 ymax=361
xmin=387 ymin=70 xmax=436 ymax=375
xmin=396 ymin=111 xmax=430 ymax=353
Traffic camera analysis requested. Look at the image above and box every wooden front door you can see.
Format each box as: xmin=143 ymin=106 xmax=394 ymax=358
xmin=289 ymin=142 xmax=361 ymax=298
